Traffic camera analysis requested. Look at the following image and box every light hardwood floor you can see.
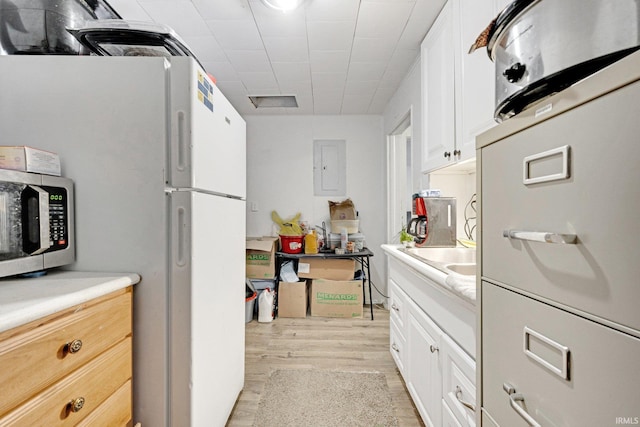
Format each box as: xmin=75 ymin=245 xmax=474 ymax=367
xmin=227 ymin=306 xmax=424 ymax=426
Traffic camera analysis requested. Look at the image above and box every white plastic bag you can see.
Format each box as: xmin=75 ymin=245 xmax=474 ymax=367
xmin=258 ymin=288 xmax=275 ymax=323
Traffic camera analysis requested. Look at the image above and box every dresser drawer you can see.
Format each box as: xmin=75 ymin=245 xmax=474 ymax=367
xmin=441 ymin=334 xmax=475 ymax=427
xmin=77 ymin=380 xmax=132 ymax=427
xmin=390 ymin=320 xmax=406 ymax=375
xmin=389 ymin=279 xmax=408 ymax=329
xmin=0 ymin=337 xmax=132 ymax=426
xmin=482 ymin=282 xmax=640 ymax=426
xmin=482 ymin=79 xmax=640 ymax=332
xmin=0 ymin=289 xmax=132 ymax=415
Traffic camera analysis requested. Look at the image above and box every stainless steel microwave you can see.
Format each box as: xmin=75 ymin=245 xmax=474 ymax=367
xmin=0 ymin=169 xmax=75 ymax=278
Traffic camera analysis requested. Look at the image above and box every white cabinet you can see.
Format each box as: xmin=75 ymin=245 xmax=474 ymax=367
xmin=422 ymin=0 xmax=501 ymax=173
xmin=421 ymin=0 xmax=455 ymax=173
xmin=406 ymin=303 xmax=442 ymax=426
xmin=387 ymin=258 xmax=476 ymax=427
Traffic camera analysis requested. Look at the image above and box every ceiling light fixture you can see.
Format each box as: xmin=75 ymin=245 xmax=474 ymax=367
xmin=248 ymin=95 xmax=299 ymax=108
xmin=259 ymin=0 xmax=306 ymax=13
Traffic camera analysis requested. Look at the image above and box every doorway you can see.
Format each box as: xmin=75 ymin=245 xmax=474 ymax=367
xmin=386 ymin=112 xmax=413 ymax=243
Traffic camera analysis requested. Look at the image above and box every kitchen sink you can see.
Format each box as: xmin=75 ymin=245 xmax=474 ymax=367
xmin=443 ymin=263 xmax=476 ymax=276
xmin=399 ymin=246 xmax=477 ymax=276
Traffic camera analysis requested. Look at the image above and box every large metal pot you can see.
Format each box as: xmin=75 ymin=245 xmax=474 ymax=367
xmin=0 ymin=0 xmax=119 ymax=55
xmin=487 ymin=0 xmax=640 ymax=121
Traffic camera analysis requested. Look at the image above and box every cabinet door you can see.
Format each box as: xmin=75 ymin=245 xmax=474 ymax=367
xmin=407 ymin=302 xmax=443 ymax=427
xmin=421 ymin=0 xmax=455 ymax=173
xmin=453 ymin=0 xmax=497 ymax=162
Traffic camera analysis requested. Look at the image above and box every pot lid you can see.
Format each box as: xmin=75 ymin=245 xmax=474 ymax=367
xmin=67 ymin=19 xmax=204 ymax=68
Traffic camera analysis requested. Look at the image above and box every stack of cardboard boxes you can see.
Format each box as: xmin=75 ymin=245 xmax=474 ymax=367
xmin=245 ymin=237 xmax=363 ymax=319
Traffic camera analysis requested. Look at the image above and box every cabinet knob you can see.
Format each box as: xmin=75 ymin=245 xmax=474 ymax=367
xmin=443 ymin=152 xmax=451 ymax=159
xmin=391 ymin=303 xmax=400 ymax=312
xmin=68 ymin=397 xmax=85 ymax=413
xmin=429 ymin=344 xmax=439 ymax=353
xmin=65 ymin=339 xmax=83 ymax=354
xmin=391 ymin=343 xmax=400 ymax=353
xmin=503 ymin=62 xmax=527 ymax=83
xmin=453 ymin=149 xmax=461 ymax=156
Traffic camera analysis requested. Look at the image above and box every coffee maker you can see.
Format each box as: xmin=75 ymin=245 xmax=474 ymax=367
xmin=407 ymin=194 xmax=457 ymax=247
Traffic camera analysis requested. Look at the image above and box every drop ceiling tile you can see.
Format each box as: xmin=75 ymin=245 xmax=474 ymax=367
xmin=313 ymin=91 xmax=344 ymax=114
xmin=252 ymin=4 xmax=307 ymax=36
xmin=201 ymin=61 xmax=241 ymax=81
xmin=305 ymin=0 xmax=360 ymax=21
xmin=206 ymin=20 xmax=264 ymax=50
xmin=182 ymin=36 xmax=227 ymax=62
xmin=263 ymin=37 xmax=309 ymax=62
xmin=344 ymin=79 xmax=379 ymax=95
xmin=379 ymin=48 xmax=419 ymax=87
xmin=397 ymin=0 xmax=445 ymax=49
xmin=309 ymin=50 xmax=349 ymax=74
xmin=307 ymin=21 xmax=356 ymax=51
xmin=225 ymin=49 xmax=271 ymax=72
xmin=312 ymin=72 xmax=347 ymax=93
xmin=103 ymin=0 xmax=152 ymax=20
xmin=272 ymin=62 xmax=311 ymax=83
xmin=237 ymin=71 xmax=279 ymax=92
xmin=192 ymin=0 xmax=253 ymax=20
xmin=368 ymin=85 xmax=397 ymax=113
xmin=138 ymin=1 xmax=211 ymax=37
xmin=347 ymin=61 xmax=386 ymax=81
xmin=351 ymin=37 xmax=396 ymax=62
xmin=341 ymin=93 xmax=374 ymax=114
xmin=355 ymin=1 xmax=414 ymax=40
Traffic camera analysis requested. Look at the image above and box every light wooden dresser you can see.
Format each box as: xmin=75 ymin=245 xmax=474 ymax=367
xmin=0 ymin=271 xmax=139 ymax=426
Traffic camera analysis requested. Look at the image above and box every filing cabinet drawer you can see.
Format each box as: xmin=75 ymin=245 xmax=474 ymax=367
xmin=482 ymin=79 xmax=640 ymax=332
xmin=0 ymin=290 xmax=132 ymax=416
xmin=482 ymin=282 xmax=640 ymax=427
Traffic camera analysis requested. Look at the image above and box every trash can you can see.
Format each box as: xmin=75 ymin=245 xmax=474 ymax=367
xmin=245 ymin=281 xmax=257 ymax=323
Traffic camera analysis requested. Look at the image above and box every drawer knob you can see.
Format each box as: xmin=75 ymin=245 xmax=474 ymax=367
xmin=391 ymin=343 xmax=400 ymax=353
xmin=453 ymin=149 xmax=461 ymax=156
xmin=429 ymin=344 xmax=439 ymax=353
xmin=391 ymin=303 xmax=400 ymax=312
xmin=68 ymin=397 xmax=85 ymax=413
xmin=66 ymin=339 xmax=83 ymax=354
xmin=443 ymin=151 xmax=451 ymax=159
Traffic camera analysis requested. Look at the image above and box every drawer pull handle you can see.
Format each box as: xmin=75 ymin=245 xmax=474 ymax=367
xmin=68 ymin=397 xmax=85 ymax=413
xmin=523 ymin=145 xmax=570 ymax=185
xmin=391 ymin=303 xmax=400 ymax=312
xmin=503 ymin=230 xmax=577 ymax=244
xmin=455 ymin=385 xmax=476 ymax=412
xmin=391 ymin=343 xmax=400 ymax=353
xmin=429 ymin=344 xmax=439 ymax=353
xmin=524 ymin=326 xmax=570 ymax=380
xmin=65 ymin=339 xmax=83 ymax=354
xmin=503 ymin=383 xmax=541 ymax=427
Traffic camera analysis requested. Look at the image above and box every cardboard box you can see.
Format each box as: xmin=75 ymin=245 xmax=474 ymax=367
xmin=277 ymin=280 xmax=308 ymax=318
xmin=0 ymin=146 xmax=61 ymax=176
xmin=297 ymin=258 xmax=355 ymax=281
xmin=246 ymin=236 xmax=279 ymax=279
xmin=310 ymin=279 xmax=363 ymax=318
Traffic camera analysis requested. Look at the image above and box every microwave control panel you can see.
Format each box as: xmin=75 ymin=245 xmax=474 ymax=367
xmin=44 ymin=186 xmax=69 ymax=251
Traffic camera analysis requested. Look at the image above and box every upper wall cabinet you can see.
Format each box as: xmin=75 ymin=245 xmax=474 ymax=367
xmin=421 ymin=1 xmax=455 ymax=173
xmin=421 ymin=0 xmax=506 ymax=173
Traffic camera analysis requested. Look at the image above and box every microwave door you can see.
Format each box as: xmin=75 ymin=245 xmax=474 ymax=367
xmin=21 ymin=185 xmax=50 ymax=255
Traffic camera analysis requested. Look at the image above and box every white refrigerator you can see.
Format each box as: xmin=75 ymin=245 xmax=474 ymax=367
xmin=0 ymin=56 xmax=246 ymax=426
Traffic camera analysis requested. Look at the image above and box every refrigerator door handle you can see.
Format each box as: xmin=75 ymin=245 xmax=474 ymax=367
xmin=177 ymin=111 xmax=187 ymax=172
xmin=176 ymin=206 xmax=187 ymax=266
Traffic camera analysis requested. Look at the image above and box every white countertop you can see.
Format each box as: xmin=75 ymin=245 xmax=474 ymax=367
xmin=381 ymin=244 xmax=476 ymax=305
xmin=0 ymin=270 xmax=141 ymax=334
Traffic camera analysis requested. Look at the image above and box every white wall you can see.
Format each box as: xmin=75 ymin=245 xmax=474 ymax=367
xmin=245 ymin=115 xmax=386 ymax=304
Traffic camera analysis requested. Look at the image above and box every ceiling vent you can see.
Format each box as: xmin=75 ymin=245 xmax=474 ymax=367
xmin=248 ymin=95 xmax=298 ymax=108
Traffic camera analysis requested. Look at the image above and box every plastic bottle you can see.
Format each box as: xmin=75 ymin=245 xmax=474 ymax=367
xmin=340 ymin=227 xmax=348 ymax=249
xmin=258 ymin=288 xmax=275 ymax=323
xmin=304 ymin=230 xmax=318 ymax=254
